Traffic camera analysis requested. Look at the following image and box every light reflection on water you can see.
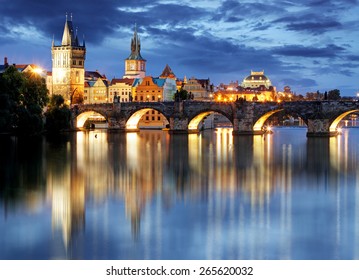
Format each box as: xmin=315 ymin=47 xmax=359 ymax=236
xmin=1 ymin=127 xmax=359 ymax=259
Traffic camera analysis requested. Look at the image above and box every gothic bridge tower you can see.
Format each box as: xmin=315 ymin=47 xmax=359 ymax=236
xmin=123 ymin=24 xmax=146 ymax=79
xmin=51 ymin=14 xmax=86 ymax=104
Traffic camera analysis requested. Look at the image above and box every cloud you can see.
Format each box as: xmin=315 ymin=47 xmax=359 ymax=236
xmin=273 ymin=14 xmax=342 ymax=34
xmin=1 ymin=0 xmax=359 ymax=95
xmin=280 ymin=78 xmax=318 ymax=87
xmin=272 ymin=44 xmax=346 ymax=58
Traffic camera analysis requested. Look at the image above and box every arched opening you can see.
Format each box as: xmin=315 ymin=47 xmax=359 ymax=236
xmin=253 ymin=109 xmax=307 ymax=132
xmin=126 ymin=108 xmax=169 ymax=130
xmin=253 ymin=109 xmax=283 ymax=132
xmin=188 ymin=111 xmax=232 ymax=132
xmin=329 ymin=110 xmax=359 ymax=132
xmin=76 ymin=111 xmax=107 ymax=128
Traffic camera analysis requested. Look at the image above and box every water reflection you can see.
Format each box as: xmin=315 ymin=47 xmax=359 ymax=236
xmin=1 ymin=128 xmax=359 ymax=259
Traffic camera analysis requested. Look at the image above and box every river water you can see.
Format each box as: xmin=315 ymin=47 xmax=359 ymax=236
xmin=1 ymin=127 xmax=359 ymax=260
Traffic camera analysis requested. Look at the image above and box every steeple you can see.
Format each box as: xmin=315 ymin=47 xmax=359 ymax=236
xmin=127 ymin=24 xmax=144 ymax=60
xmin=61 ymin=13 xmax=77 ymax=46
xmin=52 ymin=13 xmax=86 ymax=104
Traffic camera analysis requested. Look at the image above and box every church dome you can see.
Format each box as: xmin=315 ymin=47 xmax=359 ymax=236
xmin=241 ymin=70 xmax=272 ymax=89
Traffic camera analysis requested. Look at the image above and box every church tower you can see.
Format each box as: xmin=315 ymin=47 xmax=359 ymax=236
xmin=51 ymin=14 xmax=86 ymax=104
xmin=123 ymin=24 xmax=146 ymax=79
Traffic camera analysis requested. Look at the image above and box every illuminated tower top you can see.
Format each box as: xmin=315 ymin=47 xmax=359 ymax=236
xmin=59 ymin=13 xmax=84 ymax=47
xmin=124 ymin=24 xmax=146 ymax=79
xmin=127 ymin=24 xmax=145 ymax=61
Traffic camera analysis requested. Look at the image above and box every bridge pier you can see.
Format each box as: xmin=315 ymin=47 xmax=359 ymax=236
xmin=232 ymin=118 xmax=265 ymax=136
xmin=169 ymin=116 xmax=190 ymax=134
xmin=306 ymin=119 xmax=338 ymax=137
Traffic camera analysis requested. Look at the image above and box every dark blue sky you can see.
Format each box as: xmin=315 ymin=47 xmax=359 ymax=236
xmin=1 ymin=0 xmax=359 ymax=95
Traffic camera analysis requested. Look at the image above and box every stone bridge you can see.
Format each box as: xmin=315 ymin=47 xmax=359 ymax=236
xmin=71 ymin=100 xmax=359 ymax=137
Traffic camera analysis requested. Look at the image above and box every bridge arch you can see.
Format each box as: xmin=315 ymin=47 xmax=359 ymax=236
xmin=188 ymin=110 xmax=233 ymax=132
xmin=329 ymin=109 xmax=359 ymax=132
xmin=252 ymin=108 xmax=308 ymax=132
xmin=126 ymin=108 xmax=170 ymax=130
xmin=75 ymin=110 xmax=107 ymax=128
xmin=253 ymin=109 xmax=283 ymax=132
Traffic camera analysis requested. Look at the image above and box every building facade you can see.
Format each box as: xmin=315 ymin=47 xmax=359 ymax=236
xmin=241 ymin=70 xmax=272 ymax=89
xmin=109 ymin=78 xmax=134 ymax=103
xmin=50 ymin=15 xmax=86 ymax=104
xmin=83 ymin=71 xmax=109 ymax=104
xmin=183 ymin=77 xmax=213 ymax=101
xmin=214 ymin=71 xmax=277 ymax=102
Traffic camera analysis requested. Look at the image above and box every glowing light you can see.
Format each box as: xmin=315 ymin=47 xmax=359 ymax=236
xmin=33 ymin=67 xmax=43 ymax=74
xmin=188 ymin=112 xmax=212 ymax=131
xmin=253 ymin=109 xmax=283 ymax=132
xmin=76 ymin=111 xmax=107 ymax=128
xmin=329 ymin=110 xmax=359 ymax=132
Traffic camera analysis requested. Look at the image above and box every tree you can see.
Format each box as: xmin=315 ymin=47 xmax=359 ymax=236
xmin=328 ymin=89 xmax=340 ymax=100
xmin=45 ymin=94 xmax=71 ymax=133
xmin=0 ymin=66 xmax=49 ymax=135
xmin=174 ymin=89 xmax=189 ymax=101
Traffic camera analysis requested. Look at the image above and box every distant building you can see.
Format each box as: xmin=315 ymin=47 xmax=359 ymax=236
xmin=84 ymin=71 xmax=109 ymax=104
xmin=131 ymin=76 xmax=177 ymax=128
xmin=182 ymin=77 xmax=213 ymax=101
xmin=214 ymin=71 xmax=277 ymax=102
xmin=1 ymin=57 xmax=45 ymax=76
xmin=49 ymin=15 xmax=86 ymax=104
xmin=241 ymin=70 xmax=272 ymax=89
xmin=0 ymin=57 xmax=9 ymax=73
xmin=123 ymin=24 xmax=146 ymax=79
xmin=159 ymin=64 xmax=176 ymax=80
xmin=109 ymin=78 xmax=134 ymax=103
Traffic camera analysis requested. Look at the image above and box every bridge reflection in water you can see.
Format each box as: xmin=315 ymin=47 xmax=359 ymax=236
xmin=1 ymin=128 xmax=359 ymax=259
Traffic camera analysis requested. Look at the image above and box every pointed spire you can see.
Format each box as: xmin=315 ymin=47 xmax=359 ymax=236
xmin=127 ymin=24 xmax=144 ymax=60
xmin=75 ymin=27 xmax=79 ymax=46
xmin=83 ymin=34 xmax=86 ymax=47
xmin=52 ymin=34 xmax=55 ymax=47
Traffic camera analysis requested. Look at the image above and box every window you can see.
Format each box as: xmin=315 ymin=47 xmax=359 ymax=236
xmin=146 ymin=116 xmax=149 ymax=120
xmin=152 ymin=116 xmax=155 ymax=121
xmin=152 ymin=96 xmax=155 ymax=101
xmin=79 ymin=61 xmax=82 ymax=66
xmin=140 ymin=96 xmax=143 ymax=101
xmin=73 ymin=60 xmax=76 ymax=65
xmin=158 ymin=116 xmax=161 ymax=121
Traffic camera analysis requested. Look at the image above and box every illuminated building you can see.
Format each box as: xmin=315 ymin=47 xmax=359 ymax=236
xmin=182 ymin=77 xmax=214 ymax=101
xmin=109 ymin=78 xmax=134 ymax=102
xmin=50 ymin=14 xmax=86 ymax=104
xmin=241 ymin=70 xmax=272 ymax=89
xmin=83 ymin=71 xmax=109 ymax=104
xmin=215 ymin=71 xmax=277 ymax=102
xmin=132 ymin=76 xmax=176 ymax=128
xmin=123 ymin=24 xmax=146 ymax=79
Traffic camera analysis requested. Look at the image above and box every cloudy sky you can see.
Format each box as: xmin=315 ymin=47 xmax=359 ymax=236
xmin=1 ymin=0 xmax=359 ymax=95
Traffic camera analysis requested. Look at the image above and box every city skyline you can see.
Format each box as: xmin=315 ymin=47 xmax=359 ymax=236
xmin=1 ymin=0 xmax=359 ymax=96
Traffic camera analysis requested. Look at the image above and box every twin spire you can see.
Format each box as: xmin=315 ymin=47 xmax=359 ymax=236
xmin=55 ymin=14 xmax=142 ymax=61
xmin=59 ymin=13 xmax=85 ymax=47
